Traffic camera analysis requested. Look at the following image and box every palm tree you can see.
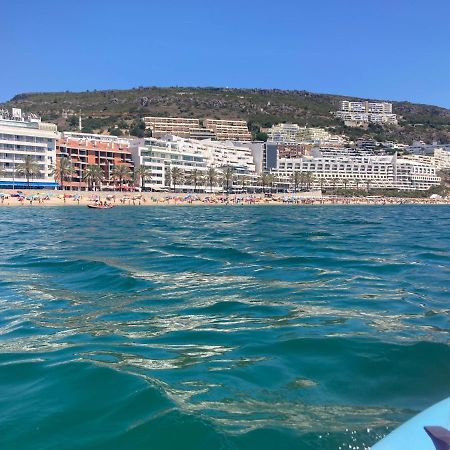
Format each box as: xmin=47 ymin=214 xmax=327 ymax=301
xmin=222 ymin=165 xmax=235 ymax=194
xmin=343 ymin=179 xmax=348 ymax=193
xmin=52 ymin=157 xmax=75 ymax=191
xmin=331 ymin=177 xmax=338 ymax=194
xmin=165 ymin=167 xmax=171 ymax=189
xmin=83 ymin=164 xmax=104 ymax=191
xmin=171 ymin=167 xmax=183 ymax=192
xmin=135 ymin=166 xmax=152 ymax=191
xmin=300 ymin=171 xmax=308 ymax=191
xmin=260 ymin=172 xmax=270 ymax=193
xmin=319 ymin=177 xmax=325 ymax=193
xmin=240 ymin=174 xmax=249 ymax=193
xmin=111 ymin=164 xmax=131 ymax=191
xmin=305 ymin=172 xmax=314 ymax=190
xmin=207 ymin=167 xmax=217 ymax=193
xmin=17 ymin=155 xmax=41 ymax=188
xmin=187 ymin=168 xmax=201 ymax=193
xmin=291 ymin=171 xmax=301 ymax=193
xmin=267 ymin=173 xmax=276 ymax=193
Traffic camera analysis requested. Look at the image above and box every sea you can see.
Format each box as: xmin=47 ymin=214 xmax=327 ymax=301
xmin=0 ymin=205 xmax=449 ymax=450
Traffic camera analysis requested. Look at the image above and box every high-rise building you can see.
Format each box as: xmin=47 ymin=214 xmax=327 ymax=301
xmin=0 ymin=109 xmax=59 ymax=189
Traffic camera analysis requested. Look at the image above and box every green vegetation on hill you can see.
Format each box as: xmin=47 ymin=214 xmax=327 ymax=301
xmin=3 ymin=87 xmax=450 ymax=143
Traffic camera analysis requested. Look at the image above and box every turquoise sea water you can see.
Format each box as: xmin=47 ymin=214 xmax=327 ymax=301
xmin=0 ymin=205 xmax=449 ymax=450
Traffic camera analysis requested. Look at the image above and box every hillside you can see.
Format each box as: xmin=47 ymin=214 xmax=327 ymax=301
xmin=3 ymin=87 xmax=450 ymax=143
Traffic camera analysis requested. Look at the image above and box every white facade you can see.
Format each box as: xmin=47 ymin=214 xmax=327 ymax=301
xmin=201 ymin=139 xmax=256 ymax=173
xmin=62 ymin=131 xmax=130 ymax=145
xmin=0 ymin=109 xmax=59 ymax=188
xmin=267 ymin=123 xmax=300 ymax=144
xmin=273 ymin=154 xmax=440 ymax=191
xmin=433 ymin=148 xmax=450 ymax=170
xmin=337 ymin=101 xmax=398 ymax=125
xmin=143 ymin=117 xmax=200 ymax=139
xmin=268 ymin=124 xmax=346 ymax=146
xmin=131 ymin=136 xmax=256 ymax=191
xmin=340 ymin=101 xmax=393 ymax=114
xmin=404 ymin=148 xmax=450 ymax=171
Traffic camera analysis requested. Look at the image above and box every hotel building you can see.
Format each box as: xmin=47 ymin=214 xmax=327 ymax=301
xmin=131 ymin=135 xmax=256 ymax=191
xmin=144 ymin=117 xmax=251 ymax=141
xmin=340 ymin=101 xmax=393 ymax=114
xmin=336 ymin=100 xmax=398 ymax=126
xmin=433 ymin=148 xmax=450 ymax=170
xmin=56 ymin=132 xmax=134 ymax=189
xmin=203 ymin=119 xmax=252 ymax=141
xmin=273 ymin=153 xmax=440 ymax=191
xmin=267 ymin=123 xmax=301 ymax=144
xmin=405 ymin=148 xmax=450 ymax=171
xmin=0 ymin=108 xmax=59 ymax=189
xmin=143 ymin=117 xmax=201 ymax=139
xmin=267 ymin=124 xmax=345 ymax=146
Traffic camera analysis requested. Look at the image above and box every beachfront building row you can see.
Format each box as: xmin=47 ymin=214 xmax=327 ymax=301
xmin=267 ymin=123 xmax=346 ymax=147
xmin=272 ymin=154 xmax=440 ymax=191
xmin=144 ymin=117 xmax=252 ymax=141
xmin=0 ymin=109 xmax=59 ymax=189
xmin=0 ymin=108 xmax=443 ymax=192
xmin=130 ymin=136 xmax=256 ymax=191
xmin=335 ymin=100 xmax=398 ymax=126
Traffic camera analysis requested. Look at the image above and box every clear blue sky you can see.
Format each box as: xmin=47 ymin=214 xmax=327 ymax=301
xmin=2 ymin=0 xmax=450 ymax=107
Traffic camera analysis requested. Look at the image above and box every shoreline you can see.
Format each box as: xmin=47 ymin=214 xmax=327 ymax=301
xmin=0 ymin=190 xmax=449 ymax=207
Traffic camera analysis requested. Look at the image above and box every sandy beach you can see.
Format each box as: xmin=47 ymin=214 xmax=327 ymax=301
xmin=0 ymin=190 xmax=449 ymax=207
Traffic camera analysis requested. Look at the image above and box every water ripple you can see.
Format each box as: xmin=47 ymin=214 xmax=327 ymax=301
xmin=0 ymin=205 xmax=449 ymax=449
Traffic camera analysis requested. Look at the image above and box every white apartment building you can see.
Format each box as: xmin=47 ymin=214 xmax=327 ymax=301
xmin=273 ymin=154 xmax=440 ymax=191
xmin=336 ymin=100 xmax=398 ymax=126
xmin=267 ymin=123 xmax=300 ymax=144
xmin=404 ymin=147 xmax=450 ymax=171
xmin=201 ymin=140 xmax=256 ymax=173
xmin=268 ymin=124 xmax=346 ymax=146
xmin=341 ymin=101 xmax=393 ymax=114
xmin=131 ymin=136 xmax=256 ymax=191
xmin=0 ymin=109 xmax=59 ymax=188
xmin=433 ymin=148 xmax=450 ymax=170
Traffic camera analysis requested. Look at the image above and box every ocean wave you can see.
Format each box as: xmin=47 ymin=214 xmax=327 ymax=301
xmin=0 ymin=206 xmax=449 ymax=449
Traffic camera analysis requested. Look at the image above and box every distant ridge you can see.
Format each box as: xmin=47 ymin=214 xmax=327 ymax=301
xmin=3 ymin=86 xmax=450 ymax=143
